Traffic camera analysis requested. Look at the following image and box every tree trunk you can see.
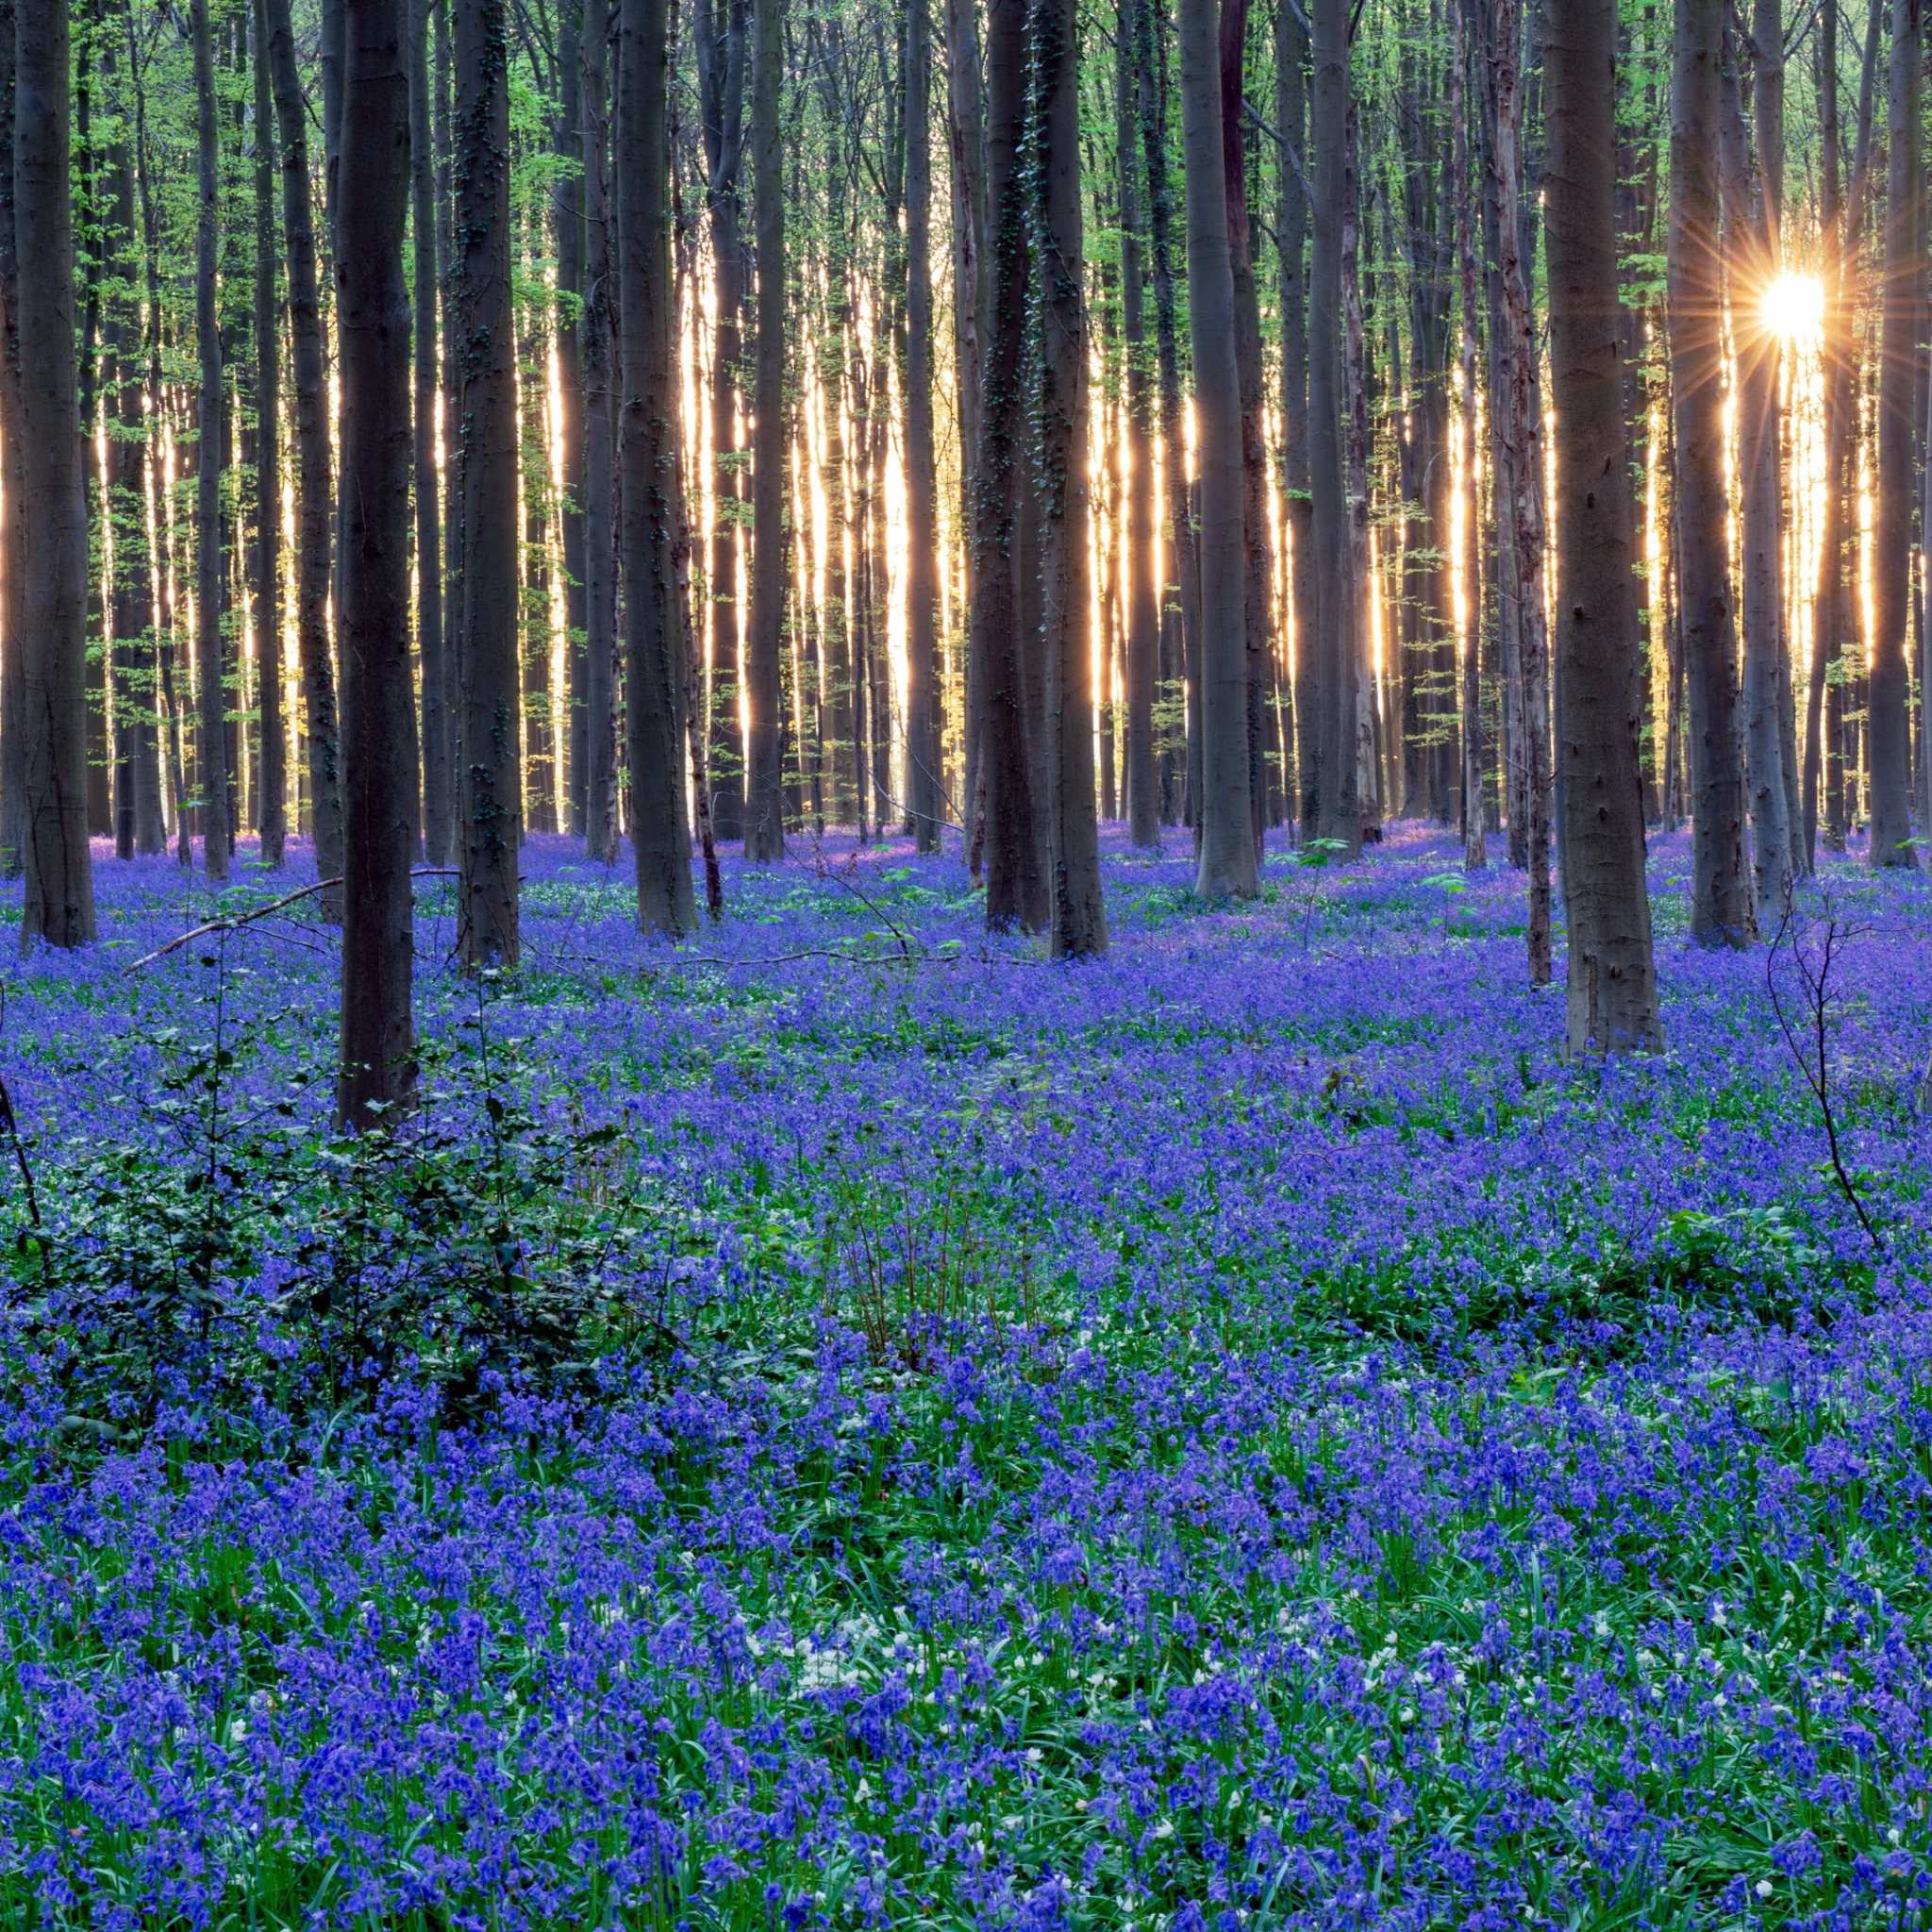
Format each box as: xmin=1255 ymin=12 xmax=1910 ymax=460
xmin=1122 ymin=0 xmax=1158 ymax=847
xmin=1177 ymin=0 xmax=1254 ymax=895
xmin=618 ymin=0 xmax=697 ymax=927
xmin=1870 ymin=0 xmax=1920 ymax=865
xmin=1277 ymin=0 xmax=1313 ymax=835
xmin=555 ymin=8 xmax=586 ymax=842
xmin=408 ymin=0 xmax=445 ymax=862
xmin=1307 ymin=0 xmax=1355 ymax=850
xmin=818 ymin=120 xmax=854 ymax=831
xmin=903 ymin=0 xmax=941 ymax=851
xmin=975 ymin=0 xmax=1045 ymax=926
xmin=741 ymin=0 xmax=785 ymax=861
xmin=191 ymin=0 xmax=227 ymax=879
xmin=946 ymin=0 xmax=985 ymax=852
xmin=454 ymin=0 xmax=520 ymax=963
xmin=1546 ymin=0 xmax=1658 ymax=1050
xmin=13 ymin=0 xmax=92 ymax=942
xmin=0 ymin=0 xmax=20 ymax=882
xmin=251 ymin=0 xmax=286 ymax=866
xmin=1453 ymin=1 xmax=1485 ymax=869
xmin=1667 ymin=0 xmax=1750 ymax=940
xmin=335 ymin=0 xmax=415 ymax=1127
xmin=699 ymin=0 xmax=746 ymax=841
xmin=1719 ymin=36 xmax=1790 ymax=916
xmin=1034 ymin=0 xmax=1108 ymax=945
xmin=581 ymin=0 xmax=618 ymax=859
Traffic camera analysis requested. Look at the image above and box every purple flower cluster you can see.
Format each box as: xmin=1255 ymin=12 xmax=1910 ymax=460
xmin=0 ymin=826 xmax=1925 ymax=1928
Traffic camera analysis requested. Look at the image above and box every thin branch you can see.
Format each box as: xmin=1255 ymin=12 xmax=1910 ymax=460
xmin=125 ymin=872 xmax=460 ymax=973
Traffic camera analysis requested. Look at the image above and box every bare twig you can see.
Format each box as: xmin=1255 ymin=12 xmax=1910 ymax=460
xmin=125 ymin=871 xmax=460 ymax=973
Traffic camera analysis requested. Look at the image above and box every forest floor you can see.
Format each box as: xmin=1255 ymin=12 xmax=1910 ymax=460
xmin=0 ymin=824 xmax=1928 ymax=1928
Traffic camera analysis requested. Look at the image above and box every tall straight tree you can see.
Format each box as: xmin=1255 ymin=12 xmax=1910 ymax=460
xmin=1178 ymin=0 xmax=1255 ymax=896
xmin=13 ymin=0 xmax=92 ymax=944
xmin=945 ymin=0 xmax=985 ymax=849
xmin=1035 ymin=0 xmax=1108 ymax=947
xmin=336 ymin=0 xmax=415 ymax=1127
xmin=191 ymin=0 xmax=226 ymax=878
xmin=902 ymin=0 xmax=941 ymax=853
xmin=1545 ymin=0 xmax=1658 ymax=1050
xmin=741 ymin=0 xmax=785 ymax=861
xmin=1275 ymin=0 xmax=1309 ymax=838
xmin=0 ymin=0 xmax=21 ymax=880
xmin=1451 ymin=0 xmax=1484 ymax=870
xmin=618 ymin=0 xmax=696 ymax=928
xmin=265 ymin=0 xmax=345 ymax=912
xmin=1307 ymin=0 xmax=1355 ymax=850
xmin=1869 ymin=0 xmax=1920 ymax=866
xmin=1120 ymin=0 xmax=1158 ymax=847
xmin=1667 ymin=0 xmax=1750 ymax=941
xmin=455 ymin=0 xmax=520 ymax=963
xmin=555 ymin=5 xmax=586 ymax=841
xmin=411 ymin=0 xmax=447 ymax=861
xmin=252 ymin=0 xmax=285 ymax=867
xmin=580 ymin=0 xmax=617 ymax=858
xmin=974 ymin=0 xmax=1045 ymax=927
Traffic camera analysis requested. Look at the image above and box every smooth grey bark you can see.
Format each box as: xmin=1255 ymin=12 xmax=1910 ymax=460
xmin=741 ymin=0 xmax=785 ymax=861
xmin=1036 ymin=0 xmax=1108 ymax=947
xmin=410 ymin=0 xmax=446 ymax=862
xmin=555 ymin=7 xmax=586 ymax=841
xmin=14 ymin=0 xmax=92 ymax=943
xmin=253 ymin=0 xmax=285 ymax=866
xmin=1275 ymin=0 xmax=1309 ymax=837
xmin=1307 ymin=0 xmax=1355 ymax=850
xmin=1869 ymin=0 xmax=1920 ymax=865
xmin=1121 ymin=0 xmax=1158 ymax=847
xmin=903 ymin=0 xmax=941 ymax=852
xmin=1179 ymin=0 xmax=1255 ymax=896
xmin=580 ymin=0 xmax=617 ymax=859
xmin=975 ymin=0 xmax=1046 ymax=928
xmin=191 ymin=0 xmax=226 ymax=878
xmin=335 ymin=0 xmax=416 ymax=1128
xmin=617 ymin=0 xmax=696 ymax=929
xmin=265 ymin=0 xmax=345 ymax=912
xmin=454 ymin=0 xmax=521 ymax=964
xmin=1668 ymin=0 xmax=1750 ymax=941
xmin=1546 ymin=0 xmax=1659 ymax=1050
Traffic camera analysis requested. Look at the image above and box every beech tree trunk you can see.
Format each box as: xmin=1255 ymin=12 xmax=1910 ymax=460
xmin=1307 ymin=0 xmax=1355 ymax=850
xmin=1035 ymin=0 xmax=1107 ymax=946
xmin=1178 ymin=0 xmax=1254 ymax=897
xmin=1667 ymin=0 xmax=1750 ymax=941
xmin=555 ymin=8 xmax=586 ymax=841
xmin=581 ymin=0 xmax=618 ymax=859
xmin=903 ymin=0 xmax=941 ymax=852
xmin=454 ymin=0 xmax=521 ymax=964
xmin=191 ymin=0 xmax=226 ymax=878
xmin=1452 ymin=2 xmax=1484 ymax=870
xmin=13 ymin=0 xmax=92 ymax=943
xmin=974 ymin=0 xmax=1045 ymax=927
xmin=1545 ymin=0 xmax=1658 ymax=1051
xmin=741 ymin=0 xmax=785 ymax=861
xmin=946 ymin=0 xmax=985 ymax=852
xmin=1869 ymin=0 xmax=1920 ymax=866
xmin=335 ymin=0 xmax=415 ymax=1127
xmin=1276 ymin=0 xmax=1310 ymax=837
xmin=618 ymin=0 xmax=697 ymax=928
xmin=1122 ymin=0 xmax=1158 ymax=847
xmin=410 ymin=0 xmax=446 ymax=862
xmin=0 ymin=0 xmax=20 ymax=881
xmin=252 ymin=0 xmax=285 ymax=866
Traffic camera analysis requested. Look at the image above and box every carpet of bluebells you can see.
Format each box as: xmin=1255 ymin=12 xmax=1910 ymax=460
xmin=0 ymin=823 xmax=1930 ymax=1931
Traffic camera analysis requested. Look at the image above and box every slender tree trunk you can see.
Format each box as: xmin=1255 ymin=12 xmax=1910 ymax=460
xmin=946 ymin=0 xmax=985 ymax=852
xmin=1546 ymin=0 xmax=1658 ymax=1049
xmin=252 ymin=0 xmax=286 ymax=865
xmin=1870 ymin=0 xmax=1920 ymax=865
xmin=1668 ymin=0 xmax=1750 ymax=940
xmin=555 ymin=8 xmax=586 ymax=841
xmin=335 ymin=0 xmax=414 ymax=1126
xmin=1034 ymin=0 xmax=1107 ymax=944
xmin=903 ymin=0 xmax=941 ymax=851
xmin=1177 ymin=0 xmax=1254 ymax=894
xmin=191 ymin=0 xmax=227 ymax=878
xmin=1122 ymin=0 xmax=1158 ymax=847
xmin=0 ymin=0 xmax=22 ymax=882
xmin=408 ymin=0 xmax=445 ymax=861
xmin=975 ymin=0 xmax=1045 ymax=926
xmin=455 ymin=0 xmax=520 ymax=962
xmin=581 ymin=0 xmax=617 ymax=858
xmin=518 ymin=291 xmax=556 ymax=834
xmin=74 ymin=38 xmax=108 ymax=846
xmin=1277 ymin=0 xmax=1310 ymax=838
xmin=819 ymin=132 xmax=854 ymax=830
xmin=741 ymin=0 xmax=785 ymax=860
xmin=619 ymin=0 xmax=697 ymax=926
xmin=14 ymin=0 xmax=92 ymax=942
xmin=1453 ymin=1 xmax=1485 ymax=869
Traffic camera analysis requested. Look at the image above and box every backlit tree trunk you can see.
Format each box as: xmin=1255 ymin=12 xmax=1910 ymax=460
xmin=903 ymin=0 xmax=941 ymax=852
xmin=1275 ymin=0 xmax=1310 ymax=837
xmin=1122 ymin=0 xmax=1158 ymax=847
xmin=1546 ymin=0 xmax=1658 ymax=1051
xmin=192 ymin=0 xmax=226 ymax=879
xmin=581 ymin=0 xmax=618 ymax=859
xmin=1179 ymin=0 xmax=1254 ymax=897
xmin=253 ymin=0 xmax=286 ymax=867
xmin=335 ymin=0 xmax=415 ymax=1128
xmin=411 ymin=0 xmax=446 ymax=862
xmin=14 ymin=0 xmax=92 ymax=943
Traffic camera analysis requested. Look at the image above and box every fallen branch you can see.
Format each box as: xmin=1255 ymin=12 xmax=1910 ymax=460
xmin=125 ymin=870 xmax=460 ymax=973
